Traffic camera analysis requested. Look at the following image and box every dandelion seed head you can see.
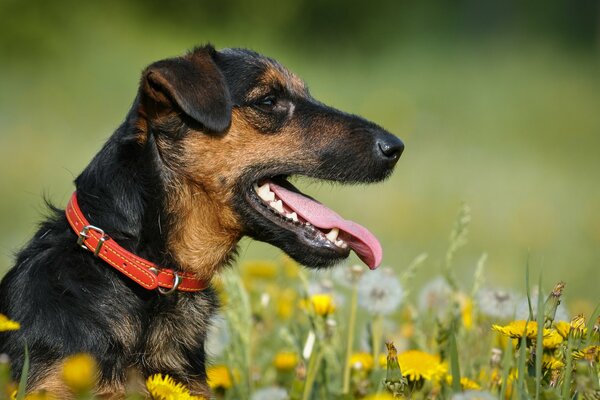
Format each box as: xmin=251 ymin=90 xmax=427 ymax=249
xmin=358 ymin=268 xmax=403 ymax=315
xmin=451 ymin=390 xmax=496 ymax=400
xmin=205 ymin=315 xmax=229 ymax=358
xmin=418 ymin=276 xmax=452 ymax=315
xmin=250 ymin=387 xmax=289 ymax=400
xmin=477 ymin=287 xmax=523 ymax=319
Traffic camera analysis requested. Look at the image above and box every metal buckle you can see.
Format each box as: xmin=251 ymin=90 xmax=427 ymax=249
xmin=77 ymin=225 xmax=108 ymax=256
xmin=149 ymin=268 xmax=181 ymax=296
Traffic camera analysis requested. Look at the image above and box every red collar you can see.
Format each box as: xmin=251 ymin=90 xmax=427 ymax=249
xmin=65 ymin=192 xmax=207 ymax=294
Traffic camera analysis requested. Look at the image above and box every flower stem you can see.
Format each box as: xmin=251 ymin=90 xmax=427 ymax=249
xmin=302 ymin=346 xmax=324 ymax=400
xmin=342 ymin=283 xmax=359 ymax=394
xmin=372 ymin=314 xmax=383 ymax=365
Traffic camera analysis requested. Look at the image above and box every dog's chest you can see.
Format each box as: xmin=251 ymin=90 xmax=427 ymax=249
xmin=140 ymin=292 xmax=217 ymax=375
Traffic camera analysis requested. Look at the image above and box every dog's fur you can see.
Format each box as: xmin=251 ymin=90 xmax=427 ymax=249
xmin=0 ymin=45 xmax=403 ymax=398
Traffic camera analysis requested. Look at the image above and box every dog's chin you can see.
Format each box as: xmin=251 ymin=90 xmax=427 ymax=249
xmin=235 ymin=178 xmax=351 ymax=269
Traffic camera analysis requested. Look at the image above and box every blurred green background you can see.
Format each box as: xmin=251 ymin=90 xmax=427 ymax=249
xmin=1 ymin=0 xmax=599 ymax=305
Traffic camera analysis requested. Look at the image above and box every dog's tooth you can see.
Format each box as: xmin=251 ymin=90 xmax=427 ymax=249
xmin=286 ymin=212 xmax=298 ymax=222
xmin=325 ymin=228 xmax=339 ymax=242
xmin=257 ymin=183 xmax=275 ymax=202
xmin=270 ymin=200 xmax=284 ymax=214
xmin=334 ymin=238 xmax=346 ymax=248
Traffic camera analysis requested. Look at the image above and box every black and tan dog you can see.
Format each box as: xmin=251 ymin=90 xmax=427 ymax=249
xmin=0 ymin=45 xmax=403 ymax=398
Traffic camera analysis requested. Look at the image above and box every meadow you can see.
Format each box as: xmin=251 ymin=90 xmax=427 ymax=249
xmin=1 ymin=2 xmax=599 ymax=398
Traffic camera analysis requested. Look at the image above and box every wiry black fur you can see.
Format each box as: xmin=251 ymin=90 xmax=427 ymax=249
xmin=0 ymin=45 xmax=403 ymax=395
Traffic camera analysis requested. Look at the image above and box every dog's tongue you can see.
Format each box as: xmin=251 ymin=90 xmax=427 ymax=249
xmin=269 ymin=183 xmax=382 ymax=269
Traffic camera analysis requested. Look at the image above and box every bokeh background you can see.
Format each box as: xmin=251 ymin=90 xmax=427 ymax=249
xmin=1 ymin=0 xmax=599 ymax=306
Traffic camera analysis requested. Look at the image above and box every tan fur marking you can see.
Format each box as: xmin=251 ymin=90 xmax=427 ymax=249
xmin=261 ymin=64 xmax=307 ymax=96
xmin=159 ymin=109 xmax=319 ymax=278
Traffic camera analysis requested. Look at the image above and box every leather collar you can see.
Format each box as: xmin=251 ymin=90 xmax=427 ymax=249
xmin=65 ymin=192 xmax=207 ymax=294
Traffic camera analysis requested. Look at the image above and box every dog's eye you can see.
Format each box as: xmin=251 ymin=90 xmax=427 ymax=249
xmin=257 ymin=95 xmax=277 ymax=108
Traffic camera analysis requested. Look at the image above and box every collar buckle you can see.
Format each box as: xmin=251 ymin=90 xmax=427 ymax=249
xmin=77 ymin=225 xmax=108 ymax=256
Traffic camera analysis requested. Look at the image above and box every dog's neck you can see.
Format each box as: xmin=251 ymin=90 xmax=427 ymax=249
xmin=73 ymin=116 xmax=238 ymax=282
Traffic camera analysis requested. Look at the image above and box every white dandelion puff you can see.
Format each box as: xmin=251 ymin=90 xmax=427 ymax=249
xmin=515 ymin=295 xmax=570 ymax=322
xmin=357 ymin=267 xmax=404 ymax=315
xmin=251 ymin=386 xmax=289 ymax=400
xmin=205 ymin=314 xmax=229 ymax=358
xmin=476 ymin=287 xmax=524 ymax=319
xmin=418 ymin=276 xmax=453 ymax=316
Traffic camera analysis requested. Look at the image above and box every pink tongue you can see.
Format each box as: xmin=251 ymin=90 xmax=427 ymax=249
xmin=269 ymin=183 xmax=382 ymax=269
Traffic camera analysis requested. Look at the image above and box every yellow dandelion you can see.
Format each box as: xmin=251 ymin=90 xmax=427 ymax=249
xmin=570 ymin=314 xmax=587 ymax=338
xmin=554 ymin=321 xmax=571 ymax=338
xmin=542 ymin=330 xmax=563 ymax=349
xmin=242 ymin=260 xmax=278 ymax=280
xmin=349 ymin=352 xmax=374 ymax=371
xmin=573 ymin=346 xmax=600 ymax=362
xmin=397 ymin=350 xmax=447 ymax=381
xmin=11 ymin=392 xmax=56 ymax=400
xmin=61 ymin=353 xmax=98 ymax=394
xmin=542 ymin=354 xmax=565 ymax=370
xmin=309 ymin=294 xmax=335 ymax=316
xmin=446 ymin=375 xmax=481 ymax=390
xmin=461 ymin=297 xmax=474 ymax=330
xmin=363 ymin=394 xmax=396 ymax=400
xmin=273 ymin=351 xmax=299 ymax=371
xmin=146 ymin=374 xmax=204 ymax=400
xmin=492 ymin=321 xmax=563 ymax=348
xmin=207 ymin=365 xmax=232 ymax=390
xmin=379 ymin=353 xmax=387 ymax=368
xmin=276 ymin=289 xmax=297 ymax=320
xmin=0 ymin=314 xmax=20 ymax=331
xmin=492 ymin=320 xmax=536 ymax=339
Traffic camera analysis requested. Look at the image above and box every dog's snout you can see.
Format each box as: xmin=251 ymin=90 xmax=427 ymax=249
xmin=376 ymin=134 xmax=404 ymax=163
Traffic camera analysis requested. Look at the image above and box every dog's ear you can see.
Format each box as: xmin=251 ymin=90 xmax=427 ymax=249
xmin=141 ymin=46 xmax=232 ymax=133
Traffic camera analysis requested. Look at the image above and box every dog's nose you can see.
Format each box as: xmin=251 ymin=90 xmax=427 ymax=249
xmin=376 ymin=134 xmax=404 ymax=163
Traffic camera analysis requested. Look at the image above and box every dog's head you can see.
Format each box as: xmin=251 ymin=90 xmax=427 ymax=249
xmin=136 ymin=45 xmax=403 ymax=277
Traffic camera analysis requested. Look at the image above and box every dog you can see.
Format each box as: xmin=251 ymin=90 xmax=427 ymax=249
xmin=0 ymin=45 xmax=403 ymax=398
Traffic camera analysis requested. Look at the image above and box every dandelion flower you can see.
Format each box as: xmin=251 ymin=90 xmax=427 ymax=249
xmin=207 ymin=365 xmax=233 ymax=390
xmin=397 ymin=350 xmax=447 ymax=381
xmin=242 ymin=260 xmax=278 ymax=280
xmin=309 ymin=294 xmax=336 ymax=316
xmin=61 ymin=353 xmax=98 ymax=394
xmin=451 ymin=390 xmax=496 ymax=400
xmin=349 ymin=352 xmax=374 ymax=371
xmin=250 ymin=386 xmax=289 ymax=400
xmin=492 ymin=321 xmax=563 ymax=348
xmin=273 ymin=351 xmax=299 ymax=371
xmin=10 ymin=391 xmax=57 ymax=400
xmin=358 ymin=268 xmax=403 ymax=316
xmin=476 ymin=288 xmax=522 ymax=319
xmin=146 ymin=374 xmax=204 ymax=400
xmin=446 ymin=376 xmax=481 ymax=390
xmin=0 ymin=314 xmax=20 ymax=331
xmin=363 ymin=394 xmax=396 ymax=400
xmin=573 ymin=346 xmax=600 ymax=362
xmin=542 ymin=354 xmax=565 ymax=370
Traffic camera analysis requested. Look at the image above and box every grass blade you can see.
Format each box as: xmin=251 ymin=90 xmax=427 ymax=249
xmin=561 ymin=335 xmax=574 ymax=399
xmin=449 ymin=323 xmax=461 ymax=394
xmin=584 ymin=301 xmax=600 ymax=347
xmin=499 ymin=338 xmax=513 ymax=400
xmin=16 ymin=342 xmax=29 ymax=400
xmin=516 ymin=320 xmax=529 ymax=399
xmin=525 ymin=256 xmax=533 ymax=321
xmin=535 ymin=274 xmax=544 ymax=400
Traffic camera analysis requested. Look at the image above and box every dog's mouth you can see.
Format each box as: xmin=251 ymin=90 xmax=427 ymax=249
xmin=246 ymin=177 xmax=382 ymax=269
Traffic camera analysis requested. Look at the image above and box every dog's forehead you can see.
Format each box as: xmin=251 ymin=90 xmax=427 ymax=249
xmin=216 ymin=48 xmax=307 ymax=98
